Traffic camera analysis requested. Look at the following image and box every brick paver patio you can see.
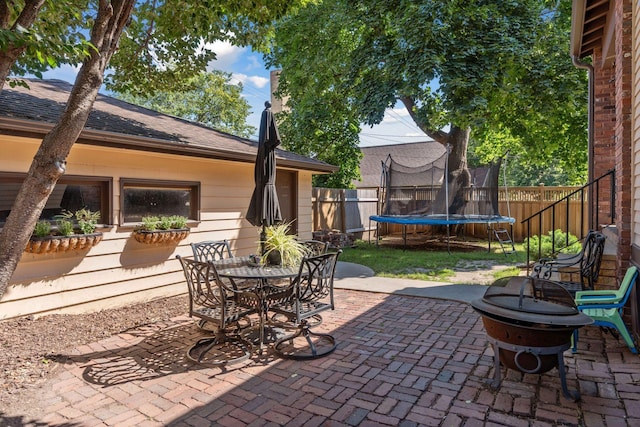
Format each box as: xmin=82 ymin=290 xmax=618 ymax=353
xmin=2 ymin=289 xmax=640 ymax=426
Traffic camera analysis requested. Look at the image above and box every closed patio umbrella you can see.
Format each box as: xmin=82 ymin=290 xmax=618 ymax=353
xmin=247 ymin=101 xmax=282 ymax=254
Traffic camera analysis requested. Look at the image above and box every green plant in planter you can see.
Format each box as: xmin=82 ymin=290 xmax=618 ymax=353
xmin=75 ymin=208 xmax=100 ymax=234
xmin=33 ymin=220 xmax=52 ymax=238
xmin=59 ymin=209 xmax=101 ymax=235
xmin=157 ymin=216 xmax=174 ymax=230
xmin=138 ymin=215 xmax=188 ymax=231
xmin=140 ymin=216 xmax=160 ymax=231
xmin=170 ymin=215 xmax=188 ymax=229
xmin=260 ymin=221 xmax=306 ymax=267
xmin=56 ymin=218 xmax=75 ymax=236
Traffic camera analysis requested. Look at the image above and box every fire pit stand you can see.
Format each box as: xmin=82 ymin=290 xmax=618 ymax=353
xmin=472 ymin=276 xmax=593 ymax=402
xmin=486 ymin=337 xmax=578 ymax=401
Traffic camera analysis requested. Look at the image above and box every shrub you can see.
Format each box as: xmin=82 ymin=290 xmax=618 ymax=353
xmin=524 ymin=229 xmax=582 ymax=261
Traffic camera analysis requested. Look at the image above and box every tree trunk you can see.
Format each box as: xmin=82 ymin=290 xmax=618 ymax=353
xmin=0 ymin=0 xmax=135 ymax=299
xmin=399 ymin=97 xmax=472 ymax=216
xmin=443 ymin=126 xmax=471 ymax=215
xmin=0 ymin=0 xmax=47 ymax=92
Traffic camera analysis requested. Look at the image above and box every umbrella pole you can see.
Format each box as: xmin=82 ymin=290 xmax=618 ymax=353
xmin=260 ymin=225 xmax=266 ymax=257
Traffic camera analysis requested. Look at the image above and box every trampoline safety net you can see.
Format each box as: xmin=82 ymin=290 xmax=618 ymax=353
xmin=381 ymin=151 xmax=505 ymax=220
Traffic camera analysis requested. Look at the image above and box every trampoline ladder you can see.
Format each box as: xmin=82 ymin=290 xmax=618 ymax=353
xmin=494 ymin=228 xmax=515 ymax=255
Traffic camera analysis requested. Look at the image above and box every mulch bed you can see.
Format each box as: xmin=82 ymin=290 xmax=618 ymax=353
xmin=0 ymin=295 xmax=188 ymax=412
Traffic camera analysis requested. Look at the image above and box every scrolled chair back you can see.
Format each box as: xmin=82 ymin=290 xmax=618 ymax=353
xmin=191 ymin=240 xmax=233 ymax=262
xmin=296 ymin=250 xmax=342 ymax=304
xmin=177 ymin=255 xmax=226 ymax=312
xmin=299 ymin=239 xmax=330 ymax=257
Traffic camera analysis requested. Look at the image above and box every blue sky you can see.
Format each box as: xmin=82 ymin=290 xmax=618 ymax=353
xmin=36 ymin=41 xmax=429 ymax=147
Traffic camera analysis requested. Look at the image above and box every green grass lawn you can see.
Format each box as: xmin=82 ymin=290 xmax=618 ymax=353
xmin=337 ymin=238 xmax=527 ymax=282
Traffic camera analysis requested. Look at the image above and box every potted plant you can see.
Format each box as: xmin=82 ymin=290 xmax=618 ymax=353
xmin=132 ymin=215 xmax=190 ymax=244
xmin=260 ymin=221 xmax=307 ymax=267
xmin=25 ymin=209 xmax=103 ymax=254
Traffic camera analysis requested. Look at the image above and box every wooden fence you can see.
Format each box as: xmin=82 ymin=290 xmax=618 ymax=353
xmin=312 ymin=186 xmax=587 ymax=242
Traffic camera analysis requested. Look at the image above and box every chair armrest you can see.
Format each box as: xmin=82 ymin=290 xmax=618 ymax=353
xmin=541 ymin=254 xmax=582 ymax=268
xmin=575 ymin=289 xmax=619 ymax=304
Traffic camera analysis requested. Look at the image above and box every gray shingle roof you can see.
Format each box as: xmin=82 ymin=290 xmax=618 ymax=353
xmin=0 ymin=79 xmax=337 ymax=173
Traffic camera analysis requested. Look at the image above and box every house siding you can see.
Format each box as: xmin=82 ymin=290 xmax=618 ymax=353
xmin=0 ymin=135 xmax=314 ymax=320
xmin=633 ymin=0 xmax=640 ymax=250
xmin=631 ymin=0 xmax=640 ymax=339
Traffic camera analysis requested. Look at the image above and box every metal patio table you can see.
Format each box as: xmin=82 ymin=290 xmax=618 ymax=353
xmin=215 ymin=258 xmax=299 ymax=353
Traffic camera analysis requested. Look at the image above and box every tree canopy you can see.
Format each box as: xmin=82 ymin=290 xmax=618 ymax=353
xmin=115 ymin=71 xmax=256 ymax=138
xmin=0 ymin=0 xmax=310 ymax=298
xmin=1 ymin=0 xmax=92 ymax=90
xmin=268 ymin=0 xmax=588 ymax=187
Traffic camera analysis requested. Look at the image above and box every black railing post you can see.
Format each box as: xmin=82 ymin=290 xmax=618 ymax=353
xmin=521 ymin=169 xmax=615 ymax=268
xmin=610 ymin=171 xmax=615 ymax=222
xmin=580 ymin=188 xmax=585 ymax=239
xmin=595 ymin=177 xmax=600 ymax=228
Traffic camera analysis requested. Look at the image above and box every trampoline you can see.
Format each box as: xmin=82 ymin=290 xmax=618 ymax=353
xmin=369 ymin=146 xmax=515 ymax=252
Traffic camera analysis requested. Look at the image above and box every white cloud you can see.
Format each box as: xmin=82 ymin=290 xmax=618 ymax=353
xmin=204 ymin=40 xmax=247 ymax=72
xmin=232 ymin=73 xmax=269 ymax=89
xmin=244 ymin=54 xmax=263 ymax=71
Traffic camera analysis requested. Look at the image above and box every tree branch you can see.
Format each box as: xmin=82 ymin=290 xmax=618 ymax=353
xmin=399 ymin=95 xmax=449 ymax=144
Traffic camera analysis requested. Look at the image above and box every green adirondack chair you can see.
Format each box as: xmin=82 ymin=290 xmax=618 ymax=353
xmin=572 ymin=266 xmax=638 ymax=354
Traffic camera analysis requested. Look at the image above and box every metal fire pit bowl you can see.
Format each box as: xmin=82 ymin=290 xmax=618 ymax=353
xmin=471 ymin=276 xmax=593 ymax=401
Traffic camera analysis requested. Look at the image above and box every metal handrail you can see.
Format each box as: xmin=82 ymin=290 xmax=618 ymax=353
xmin=522 ymin=169 xmax=615 ymax=273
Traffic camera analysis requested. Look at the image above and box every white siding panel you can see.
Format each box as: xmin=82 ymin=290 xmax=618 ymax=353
xmin=1 ymin=136 xmax=313 ymax=319
xmin=634 ymin=0 xmax=640 ymax=248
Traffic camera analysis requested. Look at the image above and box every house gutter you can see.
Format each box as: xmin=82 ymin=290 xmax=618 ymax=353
xmin=570 ymin=0 xmax=595 ymax=229
xmin=0 ymin=117 xmax=338 ymax=174
xmin=572 ymin=56 xmax=594 ymax=187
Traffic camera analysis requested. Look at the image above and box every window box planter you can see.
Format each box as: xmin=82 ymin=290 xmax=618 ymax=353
xmin=132 ymin=228 xmax=190 ymax=245
xmin=25 ymin=232 xmax=103 ymax=254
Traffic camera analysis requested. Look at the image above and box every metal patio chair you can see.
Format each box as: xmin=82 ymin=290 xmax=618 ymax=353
xmin=176 ymin=255 xmax=259 ymax=364
xmin=531 ymin=230 xmax=606 ymax=296
xmin=271 ymin=250 xmax=342 ymax=359
xmin=191 ymin=240 xmax=233 ymax=262
xmin=190 ymin=239 xmax=254 ymax=329
xmin=299 ymin=239 xmax=330 ymax=257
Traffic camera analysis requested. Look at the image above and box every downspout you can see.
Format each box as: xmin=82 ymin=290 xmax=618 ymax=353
xmin=572 ymin=55 xmax=595 ymax=230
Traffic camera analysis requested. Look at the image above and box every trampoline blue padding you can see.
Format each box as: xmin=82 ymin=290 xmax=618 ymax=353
xmin=370 ymin=214 xmax=516 ymax=226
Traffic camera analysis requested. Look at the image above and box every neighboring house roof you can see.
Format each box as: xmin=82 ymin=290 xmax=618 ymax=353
xmin=354 ymin=141 xmax=446 ymax=187
xmin=0 ymin=79 xmax=337 ymax=173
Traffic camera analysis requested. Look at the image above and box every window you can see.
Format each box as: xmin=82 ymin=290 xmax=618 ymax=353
xmin=120 ymin=179 xmax=199 ymax=224
xmin=0 ymin=173 xmax=111 ymax=226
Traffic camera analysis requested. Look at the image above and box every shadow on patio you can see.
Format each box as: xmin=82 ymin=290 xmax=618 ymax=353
xmin=1 ymin=287 xmax=639 ymax=426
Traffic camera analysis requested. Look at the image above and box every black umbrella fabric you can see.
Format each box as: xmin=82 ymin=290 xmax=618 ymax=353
xmin=247 ymin=102 xmax=282 ymax=249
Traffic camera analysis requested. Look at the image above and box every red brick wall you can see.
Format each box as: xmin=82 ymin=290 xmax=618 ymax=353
xmin=593 ymin=52 xmax=616 ymax=224
xmin=592 ymin=1 xmax=634 ymax=278
xmin=614 ymin=0 xmax=634 ymax=272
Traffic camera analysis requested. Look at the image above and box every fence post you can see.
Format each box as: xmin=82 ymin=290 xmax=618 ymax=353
xmin=312 ymin=187 xmax=318 ymax=233
xmin=340 ymin=189 xmax=347 ymax=233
